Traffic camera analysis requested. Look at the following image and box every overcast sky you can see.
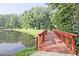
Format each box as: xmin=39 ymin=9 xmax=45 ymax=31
xmin=0 ymin=3 xmax=47 ymax=15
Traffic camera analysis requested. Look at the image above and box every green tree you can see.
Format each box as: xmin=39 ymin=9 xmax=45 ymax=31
xmin=48 ymin=3 xmax=79 ymax=34
xmin=20 ymin=6 xmax=53 ymax=30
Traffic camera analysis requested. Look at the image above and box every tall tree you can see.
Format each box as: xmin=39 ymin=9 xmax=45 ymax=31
xmin=20 ymin=6 xmax=53 ymax=30
xmin=48 ymin=3 xmax=79 ymax=34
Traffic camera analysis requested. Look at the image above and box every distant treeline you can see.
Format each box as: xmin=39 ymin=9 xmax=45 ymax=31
xmin=0 ymin=6 xmax=54 ymax=30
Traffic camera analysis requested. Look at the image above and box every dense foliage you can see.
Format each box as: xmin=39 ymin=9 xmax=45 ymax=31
xmin=0 ymin=6 xmax=54 ymax=30
xmin=0 ymin=14 xmax=21 ymax=28
xmin=20 ymin=7 xmax=54 ymax=29
xmin=48 ymin=3 xmax=79 ymax=34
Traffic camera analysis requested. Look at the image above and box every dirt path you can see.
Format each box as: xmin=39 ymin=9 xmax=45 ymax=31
xmin=31 ymin=51 xmax=75 ymax=56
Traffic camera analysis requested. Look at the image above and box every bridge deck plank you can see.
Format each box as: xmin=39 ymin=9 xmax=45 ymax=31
xmin=40 ymin=31 xmax=70 ymax=54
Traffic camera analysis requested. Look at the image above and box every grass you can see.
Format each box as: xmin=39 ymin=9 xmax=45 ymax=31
xmin=14 ymin=29 xmax=43 ymax=37
xmin=4 ymin=28 xmax=43 ymax=37
xmin=16 ymin=46 xmax=37 ymax=56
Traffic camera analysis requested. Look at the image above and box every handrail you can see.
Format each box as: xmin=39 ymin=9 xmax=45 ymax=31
xmin=53 ymin=29 xmax=78 ymax=37
xmin=38 ymin=30 xmax=47 ymax=50
xmin=38 ymin=30 xmax=47 ymax=36
xmin=53 ymin=29 xmax=78 ymax=55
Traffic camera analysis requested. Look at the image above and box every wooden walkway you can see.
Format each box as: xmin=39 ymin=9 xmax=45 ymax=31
xmin=40 ymin=31 xmax=70 ymax=54
xmin=38 ymin=29 xmax=78 ymax=55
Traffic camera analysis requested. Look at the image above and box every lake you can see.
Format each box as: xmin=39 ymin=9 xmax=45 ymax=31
xmin=0 ymin=30 xmax=36 ymax=56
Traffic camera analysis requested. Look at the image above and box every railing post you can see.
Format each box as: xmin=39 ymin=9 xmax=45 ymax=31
xmin=66 ymin=37 xmax=69 ymax=48
xmin=71 ymin=37 xmax=76 ymax=54
xmin=38 ymin=30 xmax=47 ymax=50
xmin=60 ymin=35 xmax=63 ymax=41
xmin=38 ymin=35 xmax=41 ymax=50
xmin=38 ymin=35 xmax=43 ymax=50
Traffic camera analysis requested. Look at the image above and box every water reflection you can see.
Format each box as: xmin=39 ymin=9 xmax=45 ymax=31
xmin=0 ymin=30 xmax=36 ymax=56
xmin=0 ymin=42 xmax=26 ymax=56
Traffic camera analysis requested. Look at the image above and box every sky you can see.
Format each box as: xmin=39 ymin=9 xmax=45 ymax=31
xmin=0 ymin=3 xmax=47 ymax=15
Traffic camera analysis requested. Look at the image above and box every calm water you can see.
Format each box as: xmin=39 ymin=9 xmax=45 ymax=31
xmin=0 ymin=43 xmax=25 ymax=56
xmin=0 ymin=30 xmax=36 ymax=56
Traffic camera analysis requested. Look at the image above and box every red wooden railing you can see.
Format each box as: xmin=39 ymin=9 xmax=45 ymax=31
xmin=53 ymin=29 xmax=78 ymax=54
xmin=38 ymin=30 xmax=47 ymax=50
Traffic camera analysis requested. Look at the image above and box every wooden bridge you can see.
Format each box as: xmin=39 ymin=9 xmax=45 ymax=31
xmin=38 ymin=29 xmax=79 ymax=55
